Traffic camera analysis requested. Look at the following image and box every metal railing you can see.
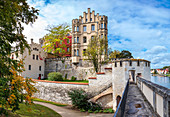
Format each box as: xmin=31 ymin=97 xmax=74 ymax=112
xmin=113 ymin=79 xmax=130 ymax=117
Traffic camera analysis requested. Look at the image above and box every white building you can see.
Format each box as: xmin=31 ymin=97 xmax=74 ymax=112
xmin=11 ymin=39 xmax=47 ymax=79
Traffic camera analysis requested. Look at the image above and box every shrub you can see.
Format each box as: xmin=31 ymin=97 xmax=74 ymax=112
xmin=68 ymin=89 xmax=102 ymax=111
xmin=48 ymin=72 xmax=63 ymax=81
xmin=71 ymin=76 xmax=77 ymax=81
xmin=64 ymin=74 xmax=68 ymax=80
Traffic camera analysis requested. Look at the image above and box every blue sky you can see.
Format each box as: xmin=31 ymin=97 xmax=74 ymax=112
xmin=24 ymin=0 xmax=170 ymax=69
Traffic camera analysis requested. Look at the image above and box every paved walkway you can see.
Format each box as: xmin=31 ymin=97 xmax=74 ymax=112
xmin=124 ymin=83 xmax=158 ymax=117
xmin=34 ymin=101 xmax=114 ymax=117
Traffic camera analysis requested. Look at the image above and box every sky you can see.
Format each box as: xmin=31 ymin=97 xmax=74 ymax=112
xmin=24 ymin=0 xmax=170 ymax=69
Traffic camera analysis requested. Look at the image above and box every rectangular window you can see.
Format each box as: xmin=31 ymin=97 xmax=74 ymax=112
xmin=129 ymin=60 xmax=132 ymax=66
xmin=91 ymin=25 xmax=95 ymax=31
xmin=83 ymin=37 xmax=87 ymax=43
xmin=148 ymin=62 xmax=150 ymax=67
xmin=83 ymin=26 xmax=86 ymax=32
xmin=101 ymin=23 xmax=103 ymax=28
xmin=36 ymin=55 xmax=38 ymax=60
xmin=67 ymin=47 xmax=69 ymax=52
xmin=90 ymin=18 xmax=92 ymax=21
xmin=104 ymin=23 xmax=106 ymax=28
xmin=77 ymin=37 xmax=79 ymax=43
xmin=120 ymin=61 xmax=122 ymax=67
xmin=145 ymin=62 xmax=147 ymax=67
xmin=91 ymin=36 xmax=94 ymax=40
xmin=74 ymin=49 xmax=76 ymax=56
xmin=74 ymin=26 xmax=76 ymax=31
xmin=115 ymin=62 xmax=117 ymax=67
xmin=86 ymin=19 xmax=87 ymax=22
xmin=74 ymin=37 xmax=76 ymax=43
xmin=29 ymin=65 xmax=31 ymax=70
xmin=33 ymin=54 xmax=35 ymax=60
xmin=101 ymin=34 xmax=103 ymax=39
xmin=137 ymin=60 xmax=140 ymax=66
xmin=39 ymin=66 xmax=41 ymax=71
xmin=77 ymin=49 xmax=79 ymax=56
xmin=77 ymin=26 xmax=79 ymax=31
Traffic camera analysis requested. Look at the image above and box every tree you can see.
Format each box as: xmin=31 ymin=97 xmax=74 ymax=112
xmin=118 ymin=50 xmax=133 ymax=58
xmin=42 ymin=24 xmax=71 ymax=57
xmin=84 ymin=36 xmax=107 ymax=73
xmin=109 ymin=50 xmax=120 ymax=58
xmin=0 ymin=0 xmax=39 ymax=114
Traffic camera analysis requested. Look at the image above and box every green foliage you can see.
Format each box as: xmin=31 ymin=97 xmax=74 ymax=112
xmin=48 ymin=72 xmax=63 ymax=81
xmin=71 ymin=76 xmax=77 ymax=81
xmin=84 ymin=36 xmax=108 ymax=72
xmin=42 ymin=24 xmax=71 ymax=57
xmin=109 ymin=50 xmax=133 ymax=59
xmin=0 ymin=0 xmax=39 ymax=114
xmin=64 ymin=74 xmax=68 ymax=80
xmin=68 ymin=89 xmax=102 ymax=111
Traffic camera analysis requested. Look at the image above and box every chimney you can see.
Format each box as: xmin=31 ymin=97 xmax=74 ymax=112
xmin=31 ymin=38 xmax=33 ymax=44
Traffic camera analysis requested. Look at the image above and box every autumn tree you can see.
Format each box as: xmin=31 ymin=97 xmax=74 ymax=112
xmin=42 ymin=24 xmax=71 ymax=57
xmin=0 ymin=0 xmax=38 ymax=114
xmin=84 ymin=36 xmax=107 ymax=73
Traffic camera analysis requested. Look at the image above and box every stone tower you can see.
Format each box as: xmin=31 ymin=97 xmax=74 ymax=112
xmin=72 ymin=8 xmax=108 ymax=64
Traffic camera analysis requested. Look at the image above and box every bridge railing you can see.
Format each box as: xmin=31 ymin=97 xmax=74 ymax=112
xmin=113 ymin=79 xmax=129 ymax=117
xmin=137 ymin=77 xmax=170 ymax=117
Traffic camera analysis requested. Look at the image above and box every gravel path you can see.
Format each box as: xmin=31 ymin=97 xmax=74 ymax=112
xmin=34 ymin=101 xmax=114 ymax=117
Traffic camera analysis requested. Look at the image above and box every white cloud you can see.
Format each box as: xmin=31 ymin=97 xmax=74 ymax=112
xmin=23 ymin=0 xmax=170 ymax=68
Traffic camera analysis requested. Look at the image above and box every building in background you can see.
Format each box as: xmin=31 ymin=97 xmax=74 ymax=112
xmin=11 ymin=39 xmax=47 ymax=79
xmin=72 ymin=8 xmax=108 ymax=64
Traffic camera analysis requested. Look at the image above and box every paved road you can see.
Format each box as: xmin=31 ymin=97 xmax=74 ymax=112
xmin=124 ymin=83 xmax=158 ymax=117
xmin=34 ymin=101 xmax=114 ymax=117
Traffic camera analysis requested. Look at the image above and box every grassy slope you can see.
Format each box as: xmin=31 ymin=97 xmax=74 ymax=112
xmin=5 ymin=103 xmax=61 ymax=117
xmin=32 ymin=98 xmax=67 ymax=107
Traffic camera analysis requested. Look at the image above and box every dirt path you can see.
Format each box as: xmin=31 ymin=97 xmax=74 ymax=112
xmin=34 ymin=101 xmax=114 ymax=117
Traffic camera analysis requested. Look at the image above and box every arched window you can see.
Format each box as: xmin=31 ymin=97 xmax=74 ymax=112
xmin=116 ymin=95 xmax=121 ymax=107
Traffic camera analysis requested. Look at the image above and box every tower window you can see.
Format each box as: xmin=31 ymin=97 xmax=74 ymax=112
xmin=145 ymin=62 xmax=147 ymax=67
xmin=74 ymin=26 xmax=76 ymax=31
xmin=39 ymin=66 xmax=41 ymax=71
xmin=74 ymin=37 xmax=76 ymax=43
xmin=115 ymin=62 xmax=117 ymax=67
xmin=101 ymin=23 xmax=103 ymax=28
xmin=137 ymin=60 xmax=140 ymax=66
xmin=36 ymin=55 xmax=38 ymax=60
xmin=33 ymin=54 xmax=35 ymax=60
xmin=129 ymin=60 xmax=132 ymax=66
xmin=90 ymin=18 xmax=92 ymax=21
xmin=120 ymin=61 xmax=122 ymax=67
xmin=104 ymin=23 xmax=106 ymax=28
xmin=74 ymin=49 xmax=76 ymax=56
xmin=83 ymin=37 xmax=87 ymax=43
xmin=91 ymin=25 xmax=95 ymax=31
xmin=77 ymin=37 xmax=79 ymax=43
xmin=77 ymin=26 xmax=79 ymax=31
xmin=29 ymin=65 xmax=31 ymax=70
xmin=83 ymin=26 xmax=86 ymax=32
xmin=77 ymin=49 xmax=79 ymax=56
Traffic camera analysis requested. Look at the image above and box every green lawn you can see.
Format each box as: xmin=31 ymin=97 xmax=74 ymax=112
xmin=60 ymin=80 xmax=89 ymax=83
xmin=6 ymin=103 xmax=61 ymax=117
xmin=32 ymin=98 xmax=67 ymax=107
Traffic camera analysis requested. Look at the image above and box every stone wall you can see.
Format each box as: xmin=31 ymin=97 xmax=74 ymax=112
xmin=137 ymin=77 xmax=170 ymax=117
xmin=44 ymin=58 xmax=96 ymax=80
